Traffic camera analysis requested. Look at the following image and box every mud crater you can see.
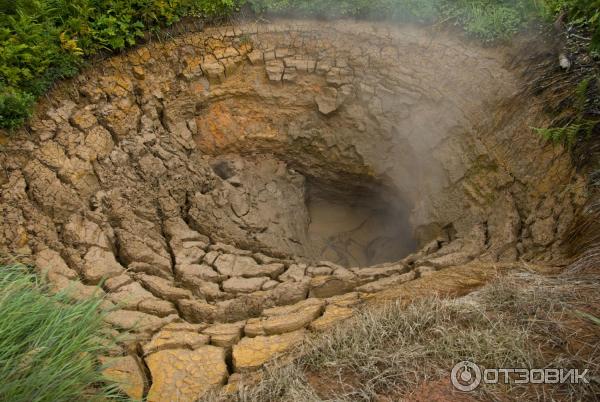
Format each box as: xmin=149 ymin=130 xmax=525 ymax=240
xmin=0 ymin=19 xmax=589 ymax=401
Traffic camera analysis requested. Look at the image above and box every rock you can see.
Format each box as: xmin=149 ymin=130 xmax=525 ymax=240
xmin=318 ymin=261 xmax=345 ymax=270
xmin=132 ymin=65 xmax=145 ymax=80
xmin=332 ymin=267 xmax=357 ymax=281
xmin=222 ymin=277 xmax=269 ymax=294
xmin=239 ymin=262 xmax=285 ymax=279
xmin=265 ymin=60 xmax=284 ymax=82
xmin=531 ymin=217 xmax=555 ymax=247
xmin=486 ymin=193 xmax=521 ymax=261
xmin=176 ymin=263 xmax=226 ymax=284
xmin=214 ymin=254 xmax=284 ymax=279
xmin=107 ymin=281 xmax=157 ymax=310
xmin=83 ymin=126 xmax=114 ymax=160
xmin=309 ymin=276 xmax=356 ymax=298
xmin=283 ymin=67 xmax=297 ymax=82
xmin=267 ymin=280 xmax=310 ymax=306
xmin=99 ymin=355 xmax=146 ymax=400
xmin=70 ymin=108 xmax=97 ymax=130
xmin=279 ymin=264 xmax=307 ymax=282
xmin=203 ymin=322 xmax=245 ymax=347
xmin=203 ymin=251 xmax=221 ymax=266
xmin=128 ymin=262 xmax=173 ymax=280
xmin=115 ymin=230 xmax=172 ymax=278
xmin=138 ymin=299 xmax=178 ymax=317
xmin=34 ymin=249 xmax=79 ymax=283
xmin=251 ymin=299 xmax=325 ymax=335
xmin=262 ymin=298 xmax=325 ymax=317
xmin=188 ymin=279 xmax=228 ymax=301
xmin=326 ymin=292 xmax=361 ymax=307
xmin=136 ymin=274 xmax=193 ymax=302
xmin=82 ymin=246 xmax=125 ymax=284
xmin=309 ymin=305 xmax=354 ymax=331
xmin=63 ymin=215 xmax=110 ymax=249
xmin=146 ymin=346 xmax=228 ymax=402
xmin=275 ymin=48 xmax=291 ymax=58
xmin=232 ymin=330 xmax=306 ymax=371
xmin=350 ymin=264 xmax=408 ymax=279
xmin=177 ymin=299 xmax=217 ymax=323
xmin=243 ymin=318 xmax=265 ymax=337
xmin=209 ymin=242 xmax=252 ymax=255
xmin=356 ymin=271 xmax=417 ymax=293
xmin=222 ymin=56 xmax=242 ymax=76
xmin=262 ymin=280 xmax=279 ymax=291
xmin=247 ymin=50 xmax=264 ymax=65
xmin=253 ymin=253 xmax=281 ymax=264
xmin=425 ymin=252 xmax=472 ymax=268
xmin=104 ymin=310 xmax=176 ymax=333
xmin=215 ymin=295 xmax=265 ymax=322
xmin=161 ymin=322 xmax=208 ymax=332
xmin=165 ymin=218 xmax=207 ymax=243
xmin=142 ymin=328 xmax=210 ymax=355
xmin=23 ymin=160 xmax=83 ymax=219
xmin=315 ymin=87 xmax=339 ymax=115
xmin=173 ymin=242 xmax=206 ymax=266
xmin=307 ymin=266 xmax=332 ymax=276
xmin=213 ymin=254 xmax=236 ymax=276
xmin=104 ymin=274 xmax=133 ymax=292
xmin=202 ymin=58 xmax=225 ymax=83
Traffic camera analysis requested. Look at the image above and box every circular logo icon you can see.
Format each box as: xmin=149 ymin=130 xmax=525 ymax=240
xmin=451 ymin=361 xmax=482 ymax=392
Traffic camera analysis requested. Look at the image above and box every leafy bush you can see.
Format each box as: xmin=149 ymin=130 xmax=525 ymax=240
xmin=0 ymin=0 xmax=240 ymax=131
xmin=0 ymin=91 xmax=35 ymax=130
xmin=544 ymin=0 xmax=600 ymax=51
xmin=0 ymin=263 xmax=119 ymax=402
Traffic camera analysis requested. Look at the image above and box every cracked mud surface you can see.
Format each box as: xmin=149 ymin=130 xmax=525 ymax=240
xmin=0 ymin=19 xmax=589 ymax=400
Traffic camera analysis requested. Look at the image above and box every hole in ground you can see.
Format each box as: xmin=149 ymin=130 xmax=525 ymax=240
xmin=304 ymin=177 xmax=416 ymax=267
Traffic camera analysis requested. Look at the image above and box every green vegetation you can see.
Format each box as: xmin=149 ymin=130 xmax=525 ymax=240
xmin=0 ymin=263 xmax=120 ymax=402
xmin=0 ymin=0 xmax=239 ymax=129
xmin=215 ymin=274 xmax=600 ymax=401
xmin=0 ymin=0 xmax=598 ymax=130
xmin=534 ymin=76 xmax=599 ymax=148
xmin=249 ymin=0 xmax=544 ymax=42
xmin=544 ymin=0 xmax=600 ymax=51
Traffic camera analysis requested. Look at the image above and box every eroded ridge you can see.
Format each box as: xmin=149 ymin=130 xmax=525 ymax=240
xmin=0 ymin=19 xmax=588 ymax=400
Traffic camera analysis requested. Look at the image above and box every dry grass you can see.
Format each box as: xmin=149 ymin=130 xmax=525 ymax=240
xmin=210 ymin=273 xmax=600 ymax=402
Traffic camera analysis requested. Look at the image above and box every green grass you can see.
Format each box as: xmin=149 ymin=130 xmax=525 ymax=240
xmin=0 ymin=263 xmax=122 ymax=402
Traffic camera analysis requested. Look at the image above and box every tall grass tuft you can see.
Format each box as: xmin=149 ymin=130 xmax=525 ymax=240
xmin=0 ymin=263 xmax=121 ymax=402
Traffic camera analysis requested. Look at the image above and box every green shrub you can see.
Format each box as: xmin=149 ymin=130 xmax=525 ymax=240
xmin=0 ymin=91 xmax=35 ymax=130
xmin=544 ymin=0 xmax=600 ymax=51
xmin=0 ymin=0 xmax=240 ymax=131
xmin=0 ymin=263 xmax=120 ymax=402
